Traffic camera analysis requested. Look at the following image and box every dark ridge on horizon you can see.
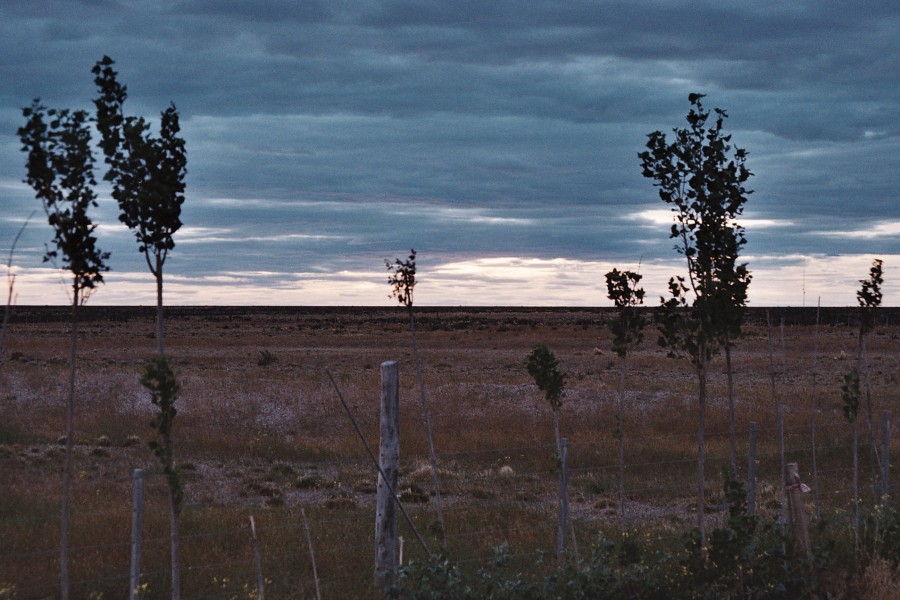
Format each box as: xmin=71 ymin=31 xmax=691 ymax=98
xmin=5 ymin=305 xmax=899 ymax=328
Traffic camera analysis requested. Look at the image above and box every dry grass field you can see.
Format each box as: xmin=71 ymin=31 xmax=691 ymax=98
xmin=1 ymin=305 xmax=899 ymax=598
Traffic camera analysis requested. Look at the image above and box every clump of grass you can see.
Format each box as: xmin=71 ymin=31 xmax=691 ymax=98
xmin=257 ymin=349 xmax=277 ymax=366
xmin=295 ymin=475 xmax=324 ymax=489
xmin=399 ymin=483 xmax=430 ymax=503
xmin=862 ymin=557 xmax=900 ymax=600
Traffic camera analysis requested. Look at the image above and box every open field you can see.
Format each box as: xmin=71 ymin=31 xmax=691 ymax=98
xmin=2 ymin=306 xmax=900 ymax=598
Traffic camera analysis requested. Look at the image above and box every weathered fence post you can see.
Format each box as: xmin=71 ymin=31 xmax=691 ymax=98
xmin=557 ymin=437 xmax=569 ymax=566
xmin=747 ymin=422 xmax=758 ymax=516
xmin=785 ymin=462 xmax=811 ymax=559
xmin=882 ymin=410 xmax=891 ymax=500
xmin=129 ymin=468 xmax=144 ymax=600
xmin=375 ymin=360 xmax=400 ymax=591
xmin=249 ymin=515 xmax=265 ymax=600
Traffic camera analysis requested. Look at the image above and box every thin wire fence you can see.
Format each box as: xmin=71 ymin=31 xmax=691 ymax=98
xmin=1 ymin=415 xmax=894 ymax=598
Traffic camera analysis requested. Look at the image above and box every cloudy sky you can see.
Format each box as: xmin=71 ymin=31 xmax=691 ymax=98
xmin=0 ymin=0 xmax=897 ymax=306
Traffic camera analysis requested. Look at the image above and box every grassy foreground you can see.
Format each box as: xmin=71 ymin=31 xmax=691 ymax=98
xmin=1 ymin=306 xmax=900 ymax=598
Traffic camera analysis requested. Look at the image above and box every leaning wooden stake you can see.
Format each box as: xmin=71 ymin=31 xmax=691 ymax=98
xmin=249 ymin=515 xmax=265 ymax=600
xmin=301 ymin=508 xmax=322 ymax=600
xmin=785 ymin=463 xmax=811 ymax=559
xmin=375 ymin=361 xmax=400 ymax=592
xmin=129 ymin=468 xmax=144 ymax=600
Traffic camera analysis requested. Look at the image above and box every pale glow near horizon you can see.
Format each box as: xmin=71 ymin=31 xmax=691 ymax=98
xmin=7 ymin=254 xmax=898 ymax=307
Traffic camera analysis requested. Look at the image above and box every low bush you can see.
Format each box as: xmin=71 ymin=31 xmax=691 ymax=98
xmin=393 ymin=477 xmax=833 ymax=599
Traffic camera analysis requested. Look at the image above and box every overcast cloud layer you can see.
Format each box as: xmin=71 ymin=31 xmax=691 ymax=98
xmin=0 ymin=0 xmax=898 ymax=306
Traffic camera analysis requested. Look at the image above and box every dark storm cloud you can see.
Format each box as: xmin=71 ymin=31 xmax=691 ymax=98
xmin=0 ymin=0 xmax=897 ymax=305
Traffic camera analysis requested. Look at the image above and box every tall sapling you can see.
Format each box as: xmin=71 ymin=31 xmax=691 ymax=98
xmin=19 ymin=100 xmax=110 ymax=600
xmin=639 ymin=93 xmax=753 ymax=546
xmin=525 ymin=343 xmax=567 ymax=455
xmin=605 ymin=268 xmax=645 ymax=526
xmin=93 ymin=55 xmax=186 ymax=356
xmin=93 ymin=55 xmax=188 ymax=597
xmin=386 ymin=249 xmax=445 ymax=537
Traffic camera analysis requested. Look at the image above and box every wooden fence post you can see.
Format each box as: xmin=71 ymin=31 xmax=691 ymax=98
xmin=786 ymin=462 xmax=811 ymax=559
xmin=375 ymin=360 xmax=400 ymax=592
xmin=557 ymin=437 xmax=569 ymax=566
xmin=747 ymin=422 xmax=758 ymax=516
xmin=882 ymin=411 xmax=891 ymax=500
xmin=249 ymin=515 xmax=265 ymax=600
xmin=129 ymin=468 xmax=144 ymax=600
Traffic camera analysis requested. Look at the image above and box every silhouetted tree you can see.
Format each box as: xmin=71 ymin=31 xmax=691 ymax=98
xmin=19 ymin=100 xmax=110 ymax=600
xmin=387 ymin=249 xmax=445 ymax=537
xmin=93 ymin=55 xmax=186 ymax=356
xmin=639 ymin=93 xmax=752 ymax=546
xmin=93 ymin=56 xmax=187 ymax=597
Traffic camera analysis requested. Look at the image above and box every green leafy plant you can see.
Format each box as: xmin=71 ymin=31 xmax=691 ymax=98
xmin=386 ymin=249 xmax=444 ymax=537
xmin=19 ymin=99 xmax=110 ymax=600
xmin=393 ymin=478 xmax=821 ymax=599
xmin=605 ymin=268 xmax=645 ymax=526
xmin=524 ymin=344 xmax=566 ymax=453
xmin=142 ymin=356 xmax=183 ymax=511
xmin=842 ymin=369 xmax=861 ymax=425
xmin=639 ymin=92 xmax=753 ymax=545
xmin=141 ymin=355 xmax=184 ymax=596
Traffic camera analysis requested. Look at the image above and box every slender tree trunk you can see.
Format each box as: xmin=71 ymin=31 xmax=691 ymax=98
xmin=811 ymin=298 xmax=821 ymax=519
xmin=407 ymin=307 xmax=444 ymax=535
xmin=725 ymin=338 xmax=736 ymax=475
xmin=697 ymin=359 xmax=707 ymax=548
xmin=168 ymin=487 xmax=181 ymax=600
xmin=617 ymin=356 xmax=627 ymax=528
xmin=155 ymin=257 xmax=164 ymax=357
xmin=853 ymin=416 xmax=859 ymax=550
xmin=767 ymin=312 xmax=786 ymax=521
xmin=155 ymin=256 xmax=179 ymax=595
xmin=859 ymin=334 xmax=881 ymax=497
xmin=552 ymin=408 xmax=561 ymax=457
xmin=60 ymin=286 xmax=80 ymax=600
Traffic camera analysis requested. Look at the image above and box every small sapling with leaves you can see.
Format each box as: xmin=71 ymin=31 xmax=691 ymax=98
xmin=386 ymin=249 xmax=445 ymax=537
xmin=19 ymin=99 xmax=110 ymax=600
xmin=525 ymin=343 xmax=567 ymax=455
xmin=605 ymin=268 xmax=645 ymax=524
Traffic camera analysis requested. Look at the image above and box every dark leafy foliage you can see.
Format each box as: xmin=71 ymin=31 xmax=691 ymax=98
xmin=857 ymin=259 xmax=883 ymax=336
xmin=18 ymin=101 xmax=109 ymax=295
xmin=639 ymin=93 xmax=752 ymax=367
xmin=141 ymin=356 xmax=183 ymax=511
xmin=605 ymin=268 xmax=645 ymax=358
xmin=387 ymin=249 xmax=417 ymax=308
xmin=842 ymin=369 xmax=861 ymax=423
xmin=394 ymin=476 xmax=825 ymax=599
xmin=524 ymin=344 xmax=566 ymax=411
xmin=93 ymin=55 xmax=186 ymax=275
